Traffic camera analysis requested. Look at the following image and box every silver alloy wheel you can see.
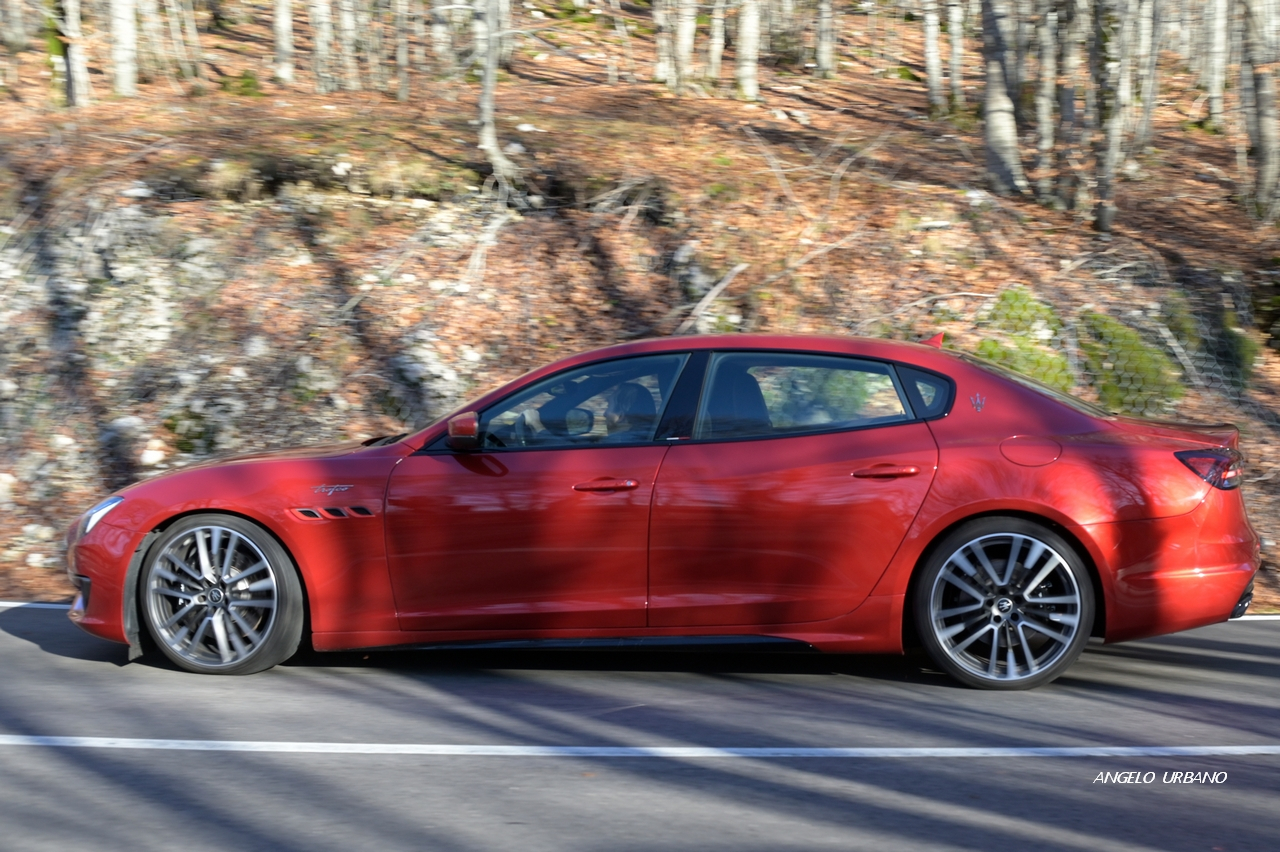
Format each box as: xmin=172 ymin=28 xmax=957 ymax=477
xmin=144 ymin=524 xmax=279 ymax=670
xmin=927 ymin=532 xmax=1084 ymax=683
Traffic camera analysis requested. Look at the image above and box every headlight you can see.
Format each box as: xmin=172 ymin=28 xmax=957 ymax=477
xmin=80 ymin=497 xmax=124 ymax=537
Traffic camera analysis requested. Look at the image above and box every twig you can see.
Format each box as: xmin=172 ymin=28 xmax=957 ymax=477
xmin=743 ymin=126 xmax=815 ymax=220
xmin=676 ymin=264 xmax=750 ymax=334
xmin=758 ymin=221 xmax=870 ymax=289
xmin=850 ymin=292 xmax=994 ymax=332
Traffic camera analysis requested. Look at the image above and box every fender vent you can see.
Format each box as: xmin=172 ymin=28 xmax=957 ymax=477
xmin=292 ymin=506 xmax=376 ymax=520
xmin=349 ymin=506 xmax=373 ymax=516
xmin=324 ymin=507 xmax=347 ymax=518
xmin=296 ymin=509 xmax=322 ymax=519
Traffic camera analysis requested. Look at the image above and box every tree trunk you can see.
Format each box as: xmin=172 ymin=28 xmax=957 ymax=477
xmin=1034 ymin=0 xmax=1056 ymax=197
xmin=707 ymin=0 xmax=726 ymax=83
xmin=394 ymin=0 xmax=408 ymax=98
xmin=498 ymin=0 xmax=512 ymax=69
xmin=57 ymin=0 xmax=93 ymax=105
xmin=430 ymin=0 xmax=451 ymax=72
xmin=1056 ymin=0 xmax=1088 ymax=208
xmin=3 ymin=0 xmax=26 ymax=53
xmin=982 ymin=0 xmax=1029 ymax=193
xmin=275 ymin=0 xmax=293 ymax=83
xmin=471 ymin=0 xmax=487 ymax=68
xmin=136 ymin=0 xmax=167 ymax=80
xmin=816 ymin=0 xmax=834 ymax=78
xmin=367 ymin=0 xmax=389 ymax=92
xmin=675 ymin=0 xmax=696 ymax=92
xmin=1012 ymin=0 xmax=1030 ymax=125
xmin=948 ymin=0 xmax=965 ymax=107
xmin=413 ymin=0 xmax=426 ymax=70
xmin=1207 ymin=0 xmax=1228 ymax=129
xmin=479 ymin=0 xmax=517 ymax=189
xmin=179 ymin=0 xmax=204 ymax=79
xmin=310 ymin=0 xmax=336 ymax=91
xmin=112 ymin=0 xmax=139 ymax=96
xmin=1133 ymin=0 xmax=1161 ymax=147
xmin=737 ymin=0 xmax=760 ymax=99
xmin=160 ymin=0 xmax=193 ymax=77
xmin=609 ymin=0 xmax=636 ymax=82
xmin=337 ymin=0 xmax=360 ymax=89
xmin=654 ymin=0 xmax=675 ymax=84
xmin=924 ymin=0 xmax=945 ymax=113
xmin=1244 ymin=0 xmax=1278 ymax=217
xmin=1092 ymin=0 xmax=1130 ymax=230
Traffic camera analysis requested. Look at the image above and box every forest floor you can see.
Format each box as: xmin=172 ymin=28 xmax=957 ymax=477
xmin=2 ymin=2 xmax=1279 ymax=611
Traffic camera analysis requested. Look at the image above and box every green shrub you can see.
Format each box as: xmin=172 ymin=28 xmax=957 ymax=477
xmin=976 ymin=338 xmax=1074 ymax=392
xmin=1081 ymin=312 xmax=1184 ymax=414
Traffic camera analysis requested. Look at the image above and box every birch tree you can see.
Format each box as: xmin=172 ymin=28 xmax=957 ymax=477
xmin=981 ymin=0 xmax=1029 ymax=193
xmin=708 ymin=0 xmax=727 ymax=84
xmin=924 ymin=0 xmax=945 ymax=113
xmin=478 ymin=0 xmax=518 ymax=189
xmin=654 ymin=0 xmax=675 ymax=85
xmin=738 ymin=0 xmax=761 ymax=100
xmin=1133 ymin=0 xmax=1160 ymax=148
xmin=3 ymin=0 xmax=26 ymax=56
xmin=430 ymin=0 xmax=452 ymax=72
xmin=1056 ymin=0 xmax=1089 ymax=208
xmin=112 ymin=0 xmax=139 ymax=96
xmin=395 ymin=0 xmax=409 ymax=100
xmin=275 ymin=0 xmax=294 ymax=83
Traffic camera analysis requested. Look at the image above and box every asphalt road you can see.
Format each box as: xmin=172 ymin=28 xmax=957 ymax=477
xmin=0 ymin=605 xmax=1277 ymax=852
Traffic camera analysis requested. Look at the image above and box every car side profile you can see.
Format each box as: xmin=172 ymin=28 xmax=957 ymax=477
xmin=65 ymin=334 xmax=1259 ymax=688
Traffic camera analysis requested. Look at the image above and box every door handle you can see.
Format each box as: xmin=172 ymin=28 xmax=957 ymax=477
xmin=573 ymin=479 xmax=640 ymax=492
xmin=852 ymin=465 xmax=921 ymax=479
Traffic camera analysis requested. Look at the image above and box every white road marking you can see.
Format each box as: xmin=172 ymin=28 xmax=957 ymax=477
xmin=0 ymin=736 xmax=1278 ymax=758
xmin=0 ymin=601 xmax=70 ymax=610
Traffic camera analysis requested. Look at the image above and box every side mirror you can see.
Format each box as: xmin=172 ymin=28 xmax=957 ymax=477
xmin=446 ymin=411 xmax=481 ymax=451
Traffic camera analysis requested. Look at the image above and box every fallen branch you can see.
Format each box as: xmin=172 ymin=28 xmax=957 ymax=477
xmin=850 ymin=292 xmax=994 ymax=332
xmin=743 ymin=126 xmax=815 ymax=220
xmin=676 ymin=263 xmax=750 ymax=334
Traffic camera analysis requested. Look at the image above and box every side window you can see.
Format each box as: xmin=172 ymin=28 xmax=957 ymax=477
xmin=478 ymin=354 xmax=688 ymax=449
xmin=694 ymin=353 xmax=911 ymax=440
xmin=897 ymin=365 xmax=954 ymax=419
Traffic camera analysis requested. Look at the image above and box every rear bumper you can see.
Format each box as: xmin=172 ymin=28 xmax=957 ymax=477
xmin=1083 ymin=487 xmax=1259 ymax=643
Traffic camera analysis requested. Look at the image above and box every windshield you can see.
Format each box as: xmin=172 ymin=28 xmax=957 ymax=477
xmin=956 ymin=352 xmax=1111 ymax=418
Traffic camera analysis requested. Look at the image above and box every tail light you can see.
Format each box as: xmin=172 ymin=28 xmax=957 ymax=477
xmin=1175 ymin=448 xmax=1244 ymax=490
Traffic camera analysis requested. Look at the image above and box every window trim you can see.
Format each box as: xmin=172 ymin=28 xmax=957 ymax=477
xmin=419 ymin=353 xmax=693 ymax=454
xmin=683 ymin=350 xmax=953 ymax=445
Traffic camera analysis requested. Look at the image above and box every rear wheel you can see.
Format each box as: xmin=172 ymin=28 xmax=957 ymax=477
xmin=140 ymin=514 xmax=304 ymax=675
xmin=914 ymin=518 xmax=1094 ymax=690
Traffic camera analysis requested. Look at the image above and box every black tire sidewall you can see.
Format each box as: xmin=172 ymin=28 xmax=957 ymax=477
xmin=139 ymin=514 xmax=305 ymax=675
xmin=912 ymin=517 xmax=1095 ymax=690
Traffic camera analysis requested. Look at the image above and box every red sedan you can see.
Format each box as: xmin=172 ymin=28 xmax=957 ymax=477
xmin=65 ymin=335 xmax=1259 ymax=688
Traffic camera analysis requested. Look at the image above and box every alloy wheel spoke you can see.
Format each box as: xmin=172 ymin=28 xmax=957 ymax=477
xmin=940 ymin=570 xmax=986 ymax=603
xmin=227 ymin=607 xmax=262 ymax=646
xmin=1015 ymin=623 xmax=1039 ymax=673
xmin=970 ymin=540 xmax=1004 ymax=588
xmin=229 ymin=597 xmax=275 ymax=610
xmin=211 ymin=610 xmax=234 ymax=663
xmin=1020 ymin=614 xmax=1072 ymax=644
xmin=163 ymin=552 xmax=204 ymax=584
xmin=938 ymin=601 xmax=985 ymax=619
xmin=220 ymin=532 xmax=242 ymax=579
xmin=951 ymin=622 xmax=994 ymax=654
xmin=195 ymin=530 xmax=216 ymax=583
xmin=1024 ymin=595 xmax=1079 ymax=606
xmin=162 ymin=600 xmax=200 ymax=630
xmin=1019 ymin=555 xmax=1063 ymax=597
xmin=226 ymin=561 xmax=267 ymax=587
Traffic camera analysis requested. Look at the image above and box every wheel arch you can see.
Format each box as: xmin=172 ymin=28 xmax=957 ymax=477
xmin=125 ymin=509 xmax=313 ymax=659
xmin=900 ymin=509 xmax=1106 ymax=651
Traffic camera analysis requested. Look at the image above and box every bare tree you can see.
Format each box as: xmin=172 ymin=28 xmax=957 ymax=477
xmin=112 ymin=0 xmax=139 ymax=96
xmin=1206 ymin=0 xmax=1228 ymax=129
xmin=982 ymin=0 xmax=1029 ymax=193
xmin=275 ymin=0 xmax=294 ymax=83
xmin=478 ymin=0 xmax=518 ymax=189
xmin=161 ymin=0 xmax=195 ymax=78
xmin=738 ymin=0 xmax=761 ymax=100
xmin=3 ymin=0 xmax=27 ymax=60
xmin=54 ymin=0 xmax=93 ymax=105
xmin=610 ymin=0 xmax=637 ymax=83
xmin=924 ymin=0 xmax=945 ymax=113
xmin=1093 ymin=0 xmax=1130 ymax=230
xmin=1133 ymin=0 xmax=1161 ymax=147
xmin=654 ymin=0 xmax=675 ymax=84
xmin=948 ymin=0 xmax=965 ymax=107
xmin=675 ymin=0 xmax=696 ymax=92
xmin=430 ymin=0 xmax=452 ymax=72
xmin=1056 ymin=0 xmax=1089 ymax=209
xmin=817 ymin=0 xmax=835 ymax=79
xmin=1034 ymin=0 xmax=1056 ymax=196
xmin=337 ymin=0 xmax=360 ymax=89
xmin=1243 ymin=0 xmax=1278 ymax=217
xmin=395 ymin=0 xmax=409 ymax=99
xmin=310 ymin=0 xmax=337 ymax=91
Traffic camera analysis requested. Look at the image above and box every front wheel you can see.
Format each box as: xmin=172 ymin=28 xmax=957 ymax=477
xmin=140 ymin=515 xmax=305 ymax=675
xmin=913 ymin=518 xmax=1095 ymax=690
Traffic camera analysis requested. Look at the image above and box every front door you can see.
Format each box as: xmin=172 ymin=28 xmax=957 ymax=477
xmin=385 ymin=353 xmax=687 ymax=632
xmin=648 ymin=351 xmax=939 ymax=628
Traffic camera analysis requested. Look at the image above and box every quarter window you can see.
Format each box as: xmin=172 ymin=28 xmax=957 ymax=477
xmin=694 ymin=353 xmax=911 ymax=440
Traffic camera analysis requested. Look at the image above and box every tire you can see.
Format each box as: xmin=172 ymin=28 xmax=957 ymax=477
xmin=913 ymin=517 xmax=1095 ymax=690
xmin=140 ymin=514 xmax=305 ymax=675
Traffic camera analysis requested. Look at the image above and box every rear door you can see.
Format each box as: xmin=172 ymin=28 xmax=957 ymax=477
xmin=648 ymin=351 xmax=940 ymax=628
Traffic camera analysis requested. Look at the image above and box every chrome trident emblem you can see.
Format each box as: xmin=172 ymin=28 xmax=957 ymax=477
xmin=970 ymin=393 xmax=986 ymax=413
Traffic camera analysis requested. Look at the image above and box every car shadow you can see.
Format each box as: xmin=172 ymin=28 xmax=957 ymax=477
xmin=0 ymin=604 xmax=131 ymax=667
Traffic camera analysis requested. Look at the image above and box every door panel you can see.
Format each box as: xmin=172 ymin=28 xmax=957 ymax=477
xmin=649 ymin=423 xmax=938 ymax=627
xmin=386 ymin=446 xmax=667 ymax=631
